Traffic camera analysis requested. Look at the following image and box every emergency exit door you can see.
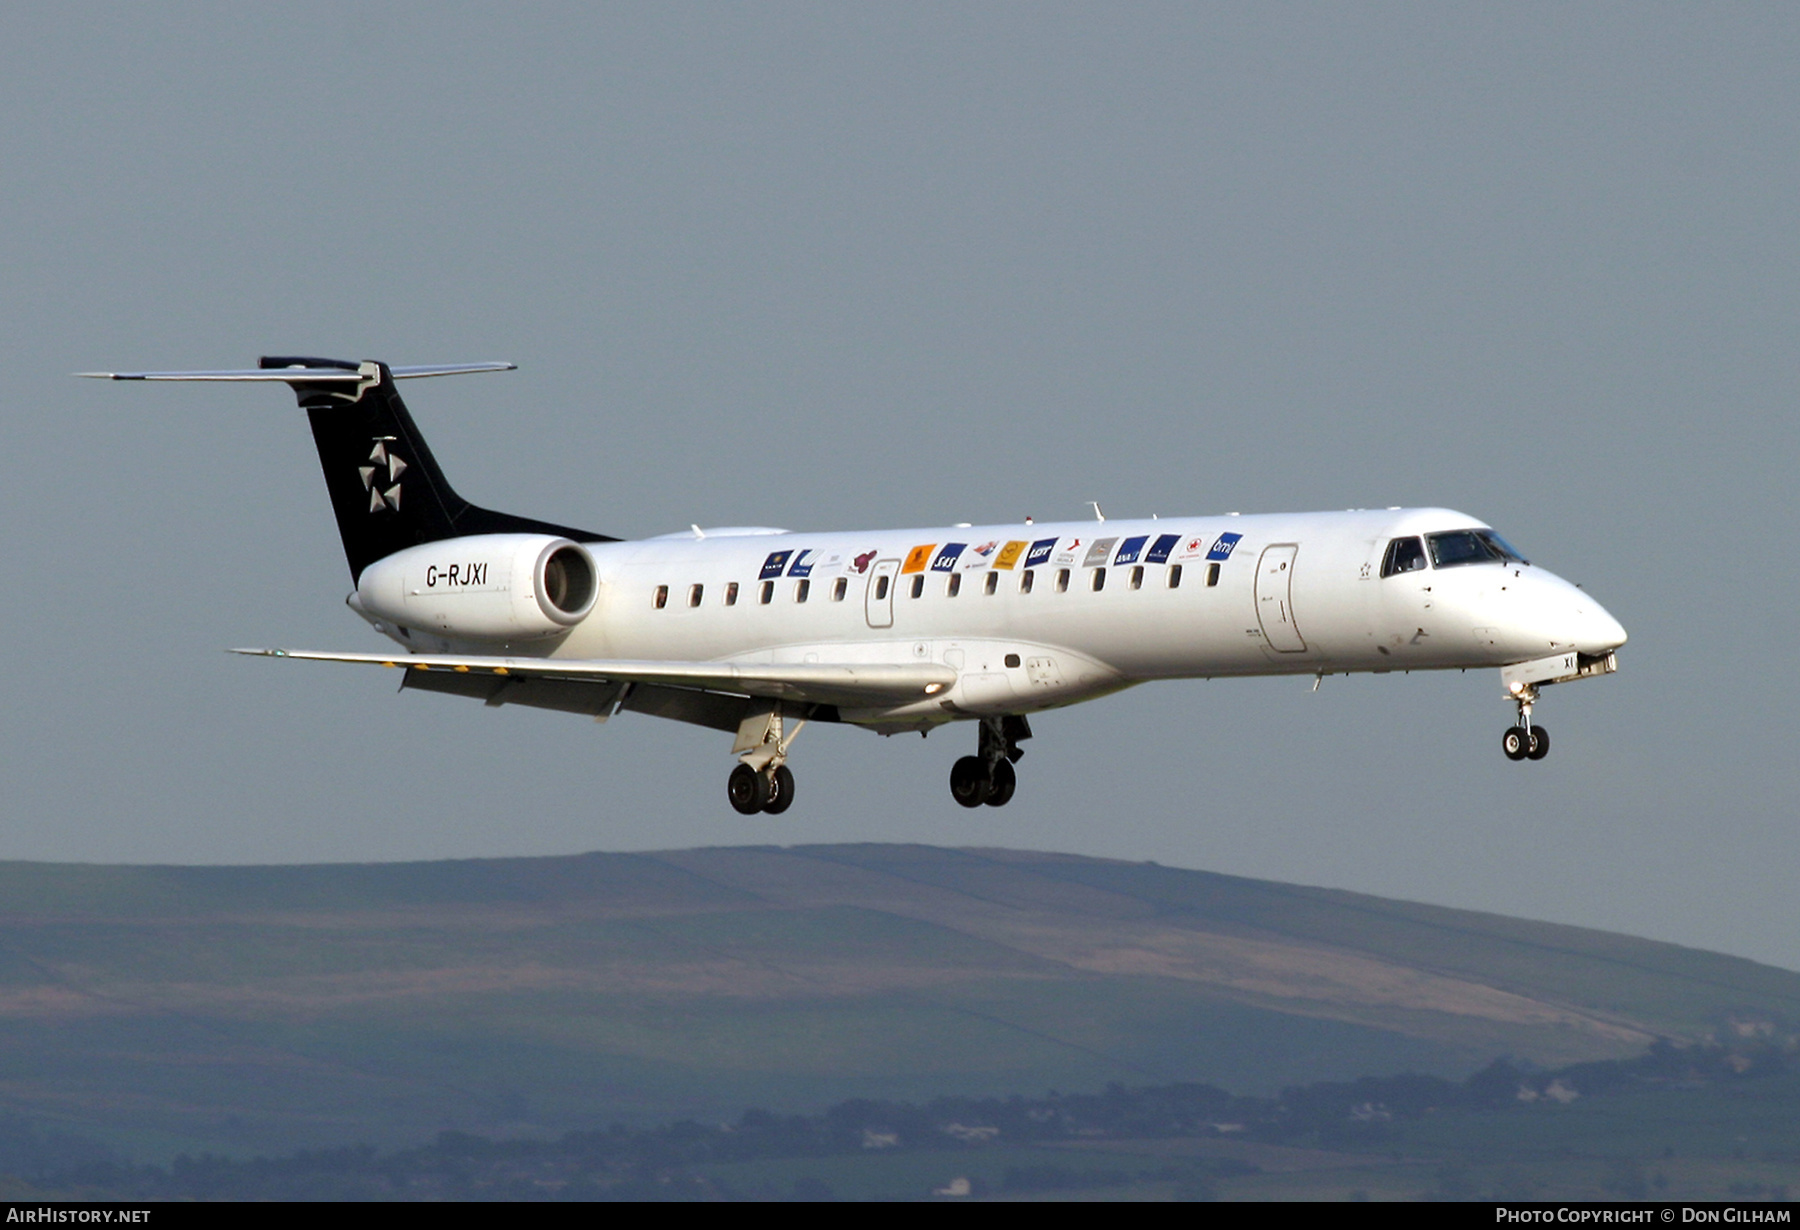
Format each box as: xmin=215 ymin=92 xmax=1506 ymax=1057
xmin=865 ymin=559 xmax=899 ymax=628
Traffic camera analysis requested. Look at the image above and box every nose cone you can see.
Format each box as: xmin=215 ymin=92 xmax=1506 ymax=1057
xmin=1574 ymin=599 xmax=1628 ymax=656
xmin=1499 ymin=571 xmax=1627 ymax=657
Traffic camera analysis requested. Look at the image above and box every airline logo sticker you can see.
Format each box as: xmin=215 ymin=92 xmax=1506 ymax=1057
xmin=994 ymin=540 xmax=1028 ymax=569
xmin=787 ymin=549 xmax=816 ymax=578
xmin=1146 ymin=533 xmax=1180 ymax=564
xmin=1024 ymin=538 xmax=1058 ymax=568
xmin=1053 ymin=537 xmax=1083 ymax=565
xmin=1113 ymin=535 xmax=1148 ymax=566
xmin=851 ymin=550 xmax=877 ymax=574
xmin=902 ymin=544 xmax=936 ymax=574
xmin=360 ymin=437 xmax=406 ymax=513
xmin=964 ymin=540 xmax=999 ymax=568
xmin=1082 ymin=537 xmax=1118 ymax=568
xmin=1174 ymin=534 xmax=1208 ymax=561
xmin=759 ymin=550 xmax=793 ymax=579
xmin=930 ymin=543 xmax=967 ymax=572
xmin=1206 ymin=532 xmax=1243 ymax=561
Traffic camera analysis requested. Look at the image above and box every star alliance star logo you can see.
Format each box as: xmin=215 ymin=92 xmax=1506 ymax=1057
xmin=360 ymin=437 xmax=407 ymax=512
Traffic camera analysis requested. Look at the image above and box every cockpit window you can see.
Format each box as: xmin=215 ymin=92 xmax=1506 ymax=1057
xmin=1427 ymin=529 xmax=1529 ymax=569
xmin=1381 ymin=537 xmax=1427 ymax=577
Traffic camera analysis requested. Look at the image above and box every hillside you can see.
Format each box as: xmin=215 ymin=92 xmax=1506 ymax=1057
xmin=0 ymin=845 xmax=1792 ymax=1161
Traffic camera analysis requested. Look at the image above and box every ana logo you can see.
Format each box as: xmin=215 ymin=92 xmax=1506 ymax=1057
xmin=360 ymin=438 xmax=406 ymax=513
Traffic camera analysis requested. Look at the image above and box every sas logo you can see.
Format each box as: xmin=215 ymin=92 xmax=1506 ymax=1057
xmin=930 ymin=543 xmax=967 ymax=572
xmin=360 ymin=437 xmax=407 ymax=513
xmin=759 ymin=550 xmax=793 ymax=579
xmin=1023 ymin=537 xmax=1058 ymax=568
xmin=902 ymin=544 xmax=936 ymax=574
xmin=994 ymin=540 xmax=1028 ymax=570
xmin=1206 ymin=532 xmax=1243 ymax=561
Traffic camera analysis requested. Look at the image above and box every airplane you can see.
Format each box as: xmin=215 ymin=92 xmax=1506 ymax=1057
xmin=83 ymin=357 xmax=1628 ymax=815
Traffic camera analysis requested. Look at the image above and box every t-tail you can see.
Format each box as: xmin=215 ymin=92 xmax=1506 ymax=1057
xmin=81 ymin=356 xmax=611 ymax=581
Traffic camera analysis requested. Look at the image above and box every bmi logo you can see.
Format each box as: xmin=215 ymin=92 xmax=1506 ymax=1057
xmin=360 ymin=437 xmax=407 ymax=513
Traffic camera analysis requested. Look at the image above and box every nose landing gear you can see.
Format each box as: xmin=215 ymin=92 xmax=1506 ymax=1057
xmin=1502 ymin=685 xmax=1550 ymax=762
xmin=950 ymin=715 xmax=1030 ymax=808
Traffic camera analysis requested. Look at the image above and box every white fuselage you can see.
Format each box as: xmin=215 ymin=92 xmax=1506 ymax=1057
xmin=392 ymin=506 xmax=1627 ymax=732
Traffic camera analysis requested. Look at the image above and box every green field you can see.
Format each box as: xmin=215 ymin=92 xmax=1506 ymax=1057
xmin=0 ymin=845 xmax=1793 ymax=1164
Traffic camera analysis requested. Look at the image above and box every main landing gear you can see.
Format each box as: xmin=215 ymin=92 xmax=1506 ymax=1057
xmin=727 ymin=701 xmax=804 ymax=815
xmin=950 ymin=715 xmax=1031 ymax=808
xmin=1502 ymin=684 xmax=1550 ymax=763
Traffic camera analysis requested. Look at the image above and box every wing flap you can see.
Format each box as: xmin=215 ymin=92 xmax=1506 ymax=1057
xmin=234 ymin=648 xmax=955 ymax=708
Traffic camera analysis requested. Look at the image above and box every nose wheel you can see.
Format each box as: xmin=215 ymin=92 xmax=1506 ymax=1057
xmin=1501 ymin=685 xmax=1550 ymax=762
xmin=950 ymin=716 xmax=1029 ymax=807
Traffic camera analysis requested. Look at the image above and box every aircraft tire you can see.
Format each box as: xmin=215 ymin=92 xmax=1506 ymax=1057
xmin=764 ymin=765 xmax=796 ymax=814
xmin=728 ymin=763 xmax=768 ymax=814
xmin=1527 ymin=725 xmax=1550 ymax=761
xmin=985 ymin=759 xmax=1016 ymax=807
xmin=1502 ymin=728 xmax=1529 ymax=761
xmin=950 ymin=756 xmax=990 ymax=808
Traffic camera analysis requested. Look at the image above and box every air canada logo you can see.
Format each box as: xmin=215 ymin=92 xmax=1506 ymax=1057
xmin=360 ymin=437 xmax=407 ymax=513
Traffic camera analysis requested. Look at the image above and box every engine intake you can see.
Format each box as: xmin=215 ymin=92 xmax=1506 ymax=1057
xmin=355 ymin=534 xmax=598 ymax=641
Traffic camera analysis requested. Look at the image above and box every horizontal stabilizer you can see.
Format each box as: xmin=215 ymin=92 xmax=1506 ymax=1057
xmin=77 ymin=362 xmax=516 ymax=382
xmin=234 ymin=648 xmax=956 ymax=709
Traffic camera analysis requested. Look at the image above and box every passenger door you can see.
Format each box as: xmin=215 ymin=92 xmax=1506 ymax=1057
xmin=1255 ymin=544 xmax=1307 ymax=652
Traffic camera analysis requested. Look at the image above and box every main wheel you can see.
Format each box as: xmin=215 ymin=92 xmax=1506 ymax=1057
xmin=727 ymin=763 xmax=768 ymax=814
xmin=984 ymin=759 xmax=1016 ymax=807
xmin=1526 ymin=724 xmax=1550 ymax=761
xmin=949 ymin=756 xmax=990 ymax=808
xmin=1502 ymin=727 xmax=1529 ymax=761
xmin=763 ymin=764 xmax=796 ymax=814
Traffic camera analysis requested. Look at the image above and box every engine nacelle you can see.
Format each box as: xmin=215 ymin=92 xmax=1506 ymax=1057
xmin=355 ymin=534 xmax=598 ymax=641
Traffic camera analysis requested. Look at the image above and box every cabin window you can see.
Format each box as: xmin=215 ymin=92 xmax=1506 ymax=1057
xmin=911 ymin=575 xmax=925 ymax=599
xmin=1091 ymin=567 xmax=1106 ymax=592
xmin=1130 ymin=565 xmax=1144 ymax=590
xmin=688 ymin=584 xmax=703 ymax=608
xmin=1019 ymin=570 xmax=1035 ymax=594
xmin=985 ymin=571 xmax=999 ymax=596
xmin=875 ymin=575 xmax=890 ymax=601
xmin=759 ymin=580 xmax=774 ymax=605
xmin=1169 ymin=564 xmax=1183 ymax=589
xmin=794 ymin=578 xmax=810 ymax=603
xmin=725 ymin=581 xmax=739 ymax=606
xmin=1381 ymin=536 xmax=1428 ymax=577
xmin=653 ymin=585 xmax=668 ymax=610
xmin=832 ymin=576 xmax=847 ymax=601
xmin=1004 ymin=653 xmax=1021 ymax=668
xmin=946 ymin=573 xmax=962 ymax=598
xmin=1055 ymin=568 xmax=1070 ymax=593
xmin=1206 ymin=562 xmax=1220 ymax=587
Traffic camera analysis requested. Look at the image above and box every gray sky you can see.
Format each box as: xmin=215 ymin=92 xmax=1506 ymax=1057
xmin=4 ymin=5 xmax=1796 ymax=969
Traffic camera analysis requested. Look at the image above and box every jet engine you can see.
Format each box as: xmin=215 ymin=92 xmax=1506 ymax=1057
xmin=353 ymin=534 xmax=598 ymax=641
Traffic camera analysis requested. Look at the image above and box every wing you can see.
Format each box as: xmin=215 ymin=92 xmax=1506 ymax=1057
xmin=233 ymin=648 xmax=954 ymax=711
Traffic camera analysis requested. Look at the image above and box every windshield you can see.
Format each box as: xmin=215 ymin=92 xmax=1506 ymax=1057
xmin=1426 ymin=528 xmax=1529 ymax=569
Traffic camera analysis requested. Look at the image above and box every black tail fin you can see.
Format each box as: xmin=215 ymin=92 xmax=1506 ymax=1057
xmin=263 ymin=356 xmax=611 ymax=582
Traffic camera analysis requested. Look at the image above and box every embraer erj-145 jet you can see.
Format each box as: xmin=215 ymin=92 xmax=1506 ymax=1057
xmin=86 ymin=358 xmax=1627 ymax=815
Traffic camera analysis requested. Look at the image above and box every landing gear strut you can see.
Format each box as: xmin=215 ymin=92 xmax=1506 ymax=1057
xmin=950 ymin=715 xmax=1030 ymax=808
xmin=1502 ymin=685 xmax=1549 ymax=763
xmin=727 ymin=701 xmax=804 ymax=815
